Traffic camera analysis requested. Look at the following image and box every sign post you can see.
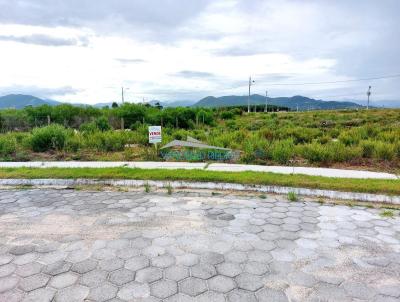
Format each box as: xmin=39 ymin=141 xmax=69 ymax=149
xmin=149 ymin=126 xmax=162 ymax=156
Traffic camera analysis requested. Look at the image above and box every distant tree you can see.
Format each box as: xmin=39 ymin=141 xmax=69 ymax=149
xmin=95 ymin=116 xmax=111 ymax=131
xmin=112 ymin=102 xmax=119 ymax=108
xmin=154 ymin=102 xmax=163 ymax=110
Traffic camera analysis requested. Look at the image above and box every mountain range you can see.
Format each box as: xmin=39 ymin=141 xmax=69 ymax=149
xmin=193 ymin=95 xmax=364 ymax=110
xmin=0 ymin=93 xmax=398 ymax=110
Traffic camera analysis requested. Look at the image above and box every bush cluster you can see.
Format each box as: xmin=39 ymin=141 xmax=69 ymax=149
xmin=0 ymin=107 xmax=399 ymax=168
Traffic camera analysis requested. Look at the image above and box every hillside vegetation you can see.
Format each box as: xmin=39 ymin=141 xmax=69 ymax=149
xmin=0 ymin=103 xmax=399 ymax=172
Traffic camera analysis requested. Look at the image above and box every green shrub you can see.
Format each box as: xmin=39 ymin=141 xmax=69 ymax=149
xmin=395 ymin=141 xmax=400 ymax=159
xmin=95 ymin=116 xmax=111 ymax=131
xmin=220 ymin=111 xmax=234 ymax=120
xmin=329 ymin=142 xmax=361 ymax=162
xmin=0 ymin=135 xmax=17 ymax=157
xmin=30 ymin=124 xmax=68 ymax=152
xmin=299 ymin=143 xmax=331 ymax=163
xmin=338 ymin=129 xmax=361 ymax=146
xmin=269 ymin=139 xmax=294 ymax=164
xmin=166 ymin=183 xmax=173 ymax=195
xmin=373 ymin=142 xmax=395 ymax=161
xmin=65 ymin=133 xmax=84 ymax=152
xmin=84 ymin=131 xmax=128 ymax=152
xmin=287 ymin=191 xmax=298 ymax=201
xmin=360 ymin=140 xmax=375 ymax=158
xmin=318 ymin=135 xmax=331 ymax=144
xmin=79 ymin=122 xmax=98 ymax=133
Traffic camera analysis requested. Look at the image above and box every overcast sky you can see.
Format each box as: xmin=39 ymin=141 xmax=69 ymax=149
xmin=0 ymin=0 xmax=399 ymax=105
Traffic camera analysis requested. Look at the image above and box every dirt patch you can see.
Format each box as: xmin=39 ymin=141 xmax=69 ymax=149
xmin=0 ymin=213 xmax=205 ymax=243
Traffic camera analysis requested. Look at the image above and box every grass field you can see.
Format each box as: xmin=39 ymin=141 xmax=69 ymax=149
xmin=0 ymin=104 xmax=399 ymax=172
xmin=0 ymin=167 xmax=399 ymax=195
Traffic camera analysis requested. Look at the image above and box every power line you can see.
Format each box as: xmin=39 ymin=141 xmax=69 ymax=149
xmin=313 ymin=92 xmax=366 ymax=99
xmin=264 ymin=73 xmax=400 ymax=86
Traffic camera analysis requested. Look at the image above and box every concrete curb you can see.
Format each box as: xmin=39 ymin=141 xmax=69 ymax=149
xmin=0 ymin=161 xmax=397 ymax=179
xmin=0 ymin=178 xmax=399 ymax=205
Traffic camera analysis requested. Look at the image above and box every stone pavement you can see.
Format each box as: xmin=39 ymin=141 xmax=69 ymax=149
xmin=0 ymin=189 xmax=399 ymax=302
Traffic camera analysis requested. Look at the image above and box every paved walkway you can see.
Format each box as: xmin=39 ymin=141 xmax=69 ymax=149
xmin=0 ymin=161 xmax=397 ymax=179
xmin=0 ymin=189 xmax=399 ymax=301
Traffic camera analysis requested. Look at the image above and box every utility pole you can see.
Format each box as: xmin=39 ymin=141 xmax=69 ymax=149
xmin=248 ymin=76 xmax=255 ymax=113
xmin=367 ymin=86 xmax=371 ymax=110
xmin=264 ymin=91 xmax=268 ymax=112
xmin=121 ymin=87 xmax=125 ymax=104
xmin=296 ymin=104 xmax=299 ymax=112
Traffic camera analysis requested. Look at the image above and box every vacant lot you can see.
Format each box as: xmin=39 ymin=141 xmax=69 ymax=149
xmin=0 ymin=105 xmax=399 ymax=172
xmin=0 ymin=189 xmax=399 ymax=301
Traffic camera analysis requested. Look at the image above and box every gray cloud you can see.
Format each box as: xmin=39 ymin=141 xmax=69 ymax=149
xmin=0 ymin=34 xmax=88 ymax=46
xmin=115 ymin=58 xmax=146 ymax=64
xmin=0 ymin=85 xmax=82 ymax=98
xmin=1 ymin=0 xmax=400 ymax=102
xmin=0 ymin=0 xmax=212 ymax=40
xmin=172 ymin=70 xmax=215 ymax=79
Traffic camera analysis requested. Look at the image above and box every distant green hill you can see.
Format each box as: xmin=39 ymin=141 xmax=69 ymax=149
xmin=0 ymin=94 xmax=60 ymax=109
xmin=193 ymin=94 xmax=363 ymax=110
xmin=0 ymin=93 xmax=369 ymax=110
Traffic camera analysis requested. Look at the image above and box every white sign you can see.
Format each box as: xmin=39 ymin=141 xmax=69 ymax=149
xmin=149 ymin=126 xmax=162 ymax=144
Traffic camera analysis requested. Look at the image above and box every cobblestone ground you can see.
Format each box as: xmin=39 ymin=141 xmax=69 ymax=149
xmin=0 ymin=189 xmax=399 ymax=302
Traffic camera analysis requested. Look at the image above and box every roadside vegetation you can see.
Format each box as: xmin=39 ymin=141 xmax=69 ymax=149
xmin=0 ymin=167 xmax=399 ymax=195
xmin=0 ymin=103 xmax=399 ymax=172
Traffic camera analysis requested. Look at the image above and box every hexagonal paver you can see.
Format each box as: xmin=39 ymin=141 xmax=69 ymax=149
xmin=9 ymin=245 xmax=35 ymax=256
xmin=342 ymin=281 xmax=377 ymax=300
xmin=191 ymin=264 xmax=217 ymax=279
xmin=49 ymin=272 xmax=78 ymax=289
xmin=87 ymin=282 xmax=118 ymax=301
xmin=135 ymin=267 xmax=163 ymax=283
xmin=248 ymin=250 xmax=272 ymax=263
xmin=228 ymin=289 xmax=258 ymax=302
xmin=109 ymin=268 xmax=135 ymax=286
xmin=257 ymin=288 xmax=289 ymax=302
xmin=130 ymin=237 xmax=151 ymax=249
xmin=164 ymin=265 xmax=190 ymax=281
xmin=43 ymin=261 xmax=72 ymax=276
xmin=197 ymin=291 xmax=226 ymax=302
xmin=1 ymin=188 xmax=400 ymax=302
xmin=22 ymin=287 xmax=56 ymax=302
xmin=98 ymin=258 xmax=124 ymax=271
xmin=235 ymin=273 xmax=264 ymax=291
xmin=0 ymin=276 xmax=19 ymax=293
xmin=176 ymin=253 xmax=199 ymax=266
xmin=19 ymin=273 xmax=50 ymax=292
xmin=179 ymin=277 xmax=207 ymax=296
xmin=13 ymin=253 xmax=39 ymax=266
xmin=71 ymin=259 xmax=97 ymax=274
xmin=151 ymin=255 xmax=175 ymax=268
xmin=216 ymin=262 xmax=242 ymax=277
xmin=208 ymin=275 xmax=236 ymax=293
xmin=125 ymin=256 xmax=150 ymax=271
xmin=164 ymin=293 xmax=194 ymax=302
xmin=225 ymin=251 xmax=248 ymax=263
xmin=117 ymin=281 xmax=151 ymax=300
xmin=288 ymin=271 xmax=317 ymax=287
xmin=200 ymin=252 xmax=224 ymax=265
xmin=16 ymin=262 xmax=43 ymax=277
xmin=55 ymin=284 xmax=89 ymax=302
xmin=79 ymin=270 xmax=108 ymax=287
xmin=0 ymin=263 xmax=16 ymax=278
xmin=116 ymin=248 xmax=140 ymax=259
xmin=150 ymin=280 xmax=178 ymax=299
xmin=0 ymin=255 xmax=13 ymax=266
xmin=243 ymin=262 xmax=269 ymax=275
